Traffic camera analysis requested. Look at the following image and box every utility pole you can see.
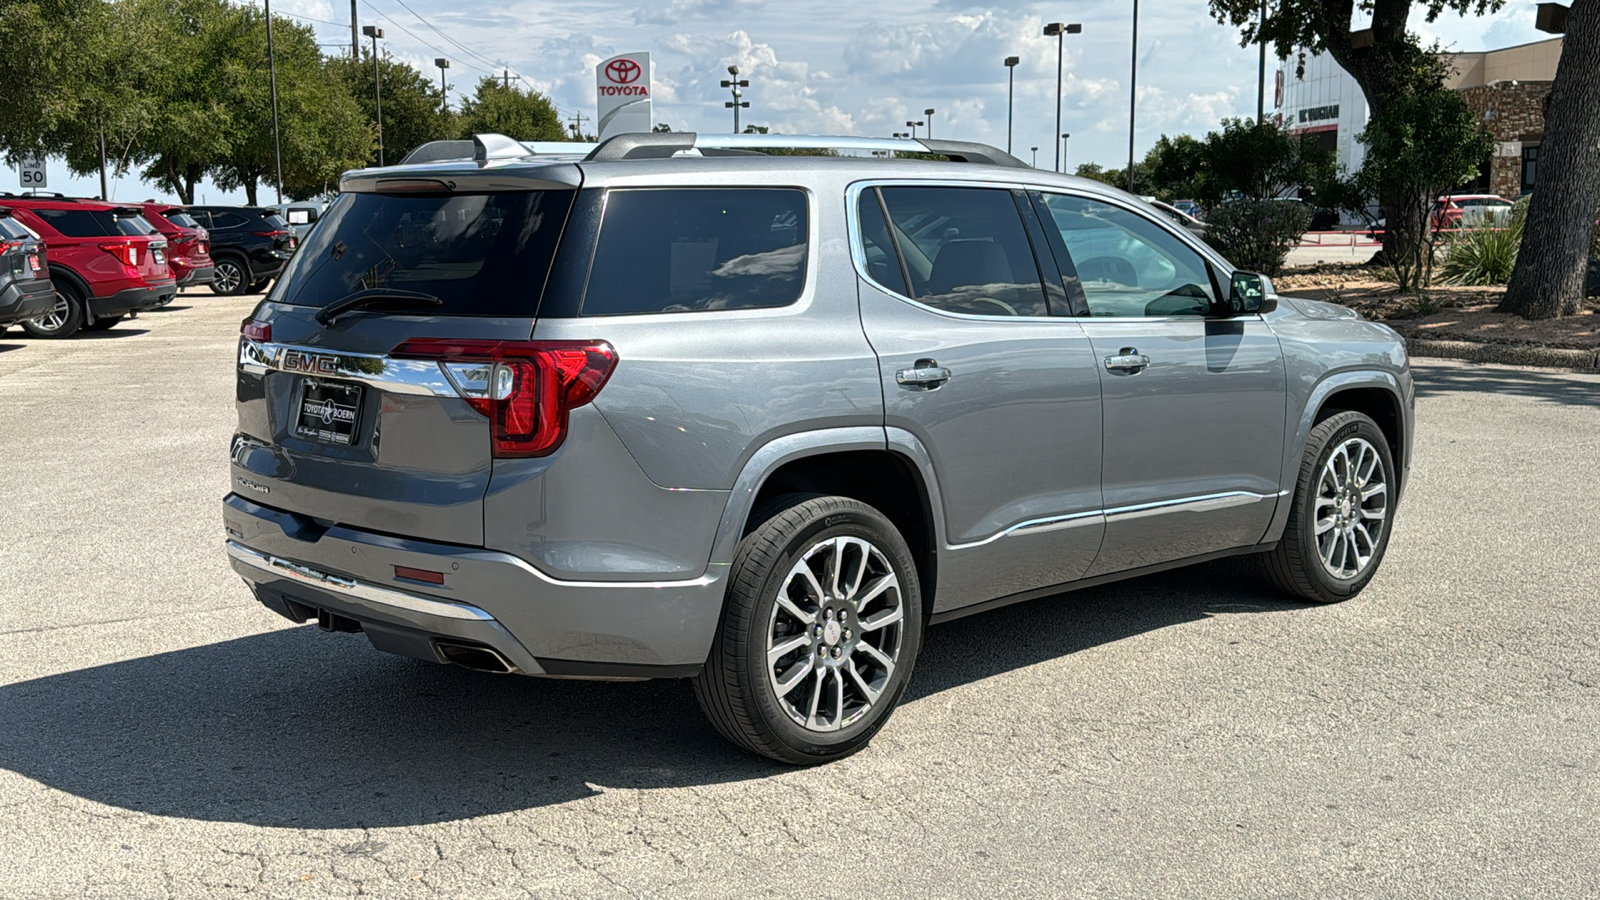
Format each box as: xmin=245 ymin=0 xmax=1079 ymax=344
xmin=1004 ymin=56 xmax=1019 ymax=155
xmin=435 ymin=58 xmax=450 ymax=113
xmin=363 ymin=26 xmax=384 ymax=166
xmin=266 ymin=0 xmax=284 ymax=203
xmin=350 ymin=0 xmax=358 ymax=60
xmin=97 ymin=125 xmax=107 ymax=200
xmin=721 ymin=65 xmax=750 ymax=132
xmin=1128 ymin=0 xmax=1139 ymax=193
xmin=503 ymin=70 xmax=510 ymax=89
xmin=569 ymin=112 xmax=589 ymax=139
xmin=1043 ymin=22 xmax=1082 ymax=174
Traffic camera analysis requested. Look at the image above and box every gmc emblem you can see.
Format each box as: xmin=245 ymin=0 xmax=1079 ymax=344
xmin=282 ymin=350 xmax=340 ymax=375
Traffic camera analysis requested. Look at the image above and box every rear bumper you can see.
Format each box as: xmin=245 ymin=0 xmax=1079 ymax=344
xmin=0 ymin=279 xmax=55 ymax=325
xmin=90 ymin=283 xmax=176 ymax=318
xmin=222 ymin=493 xmax=724 ymax=678
xmin=175 ymin=263 xmax=215 ymax=286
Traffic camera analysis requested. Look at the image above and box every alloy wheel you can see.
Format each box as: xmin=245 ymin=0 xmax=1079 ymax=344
xmin=29 ymin=294 xmax=71 ymax=334
xmin=766 ymin=536 xmax=905 ymax=732
xmin=213 ymin=261 xmax=242 ymax=294
xmin=1314 ymin=437 xmax=1388 ymax=579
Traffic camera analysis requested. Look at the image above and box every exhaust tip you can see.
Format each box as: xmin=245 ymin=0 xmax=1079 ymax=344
xmin=434 ymin=641 xmax=516 ymax=674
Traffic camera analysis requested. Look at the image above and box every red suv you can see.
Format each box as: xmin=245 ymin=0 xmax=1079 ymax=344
xmin=2 ymin=195 xmax=177 ymax=337
xmin=137 ymin=202 xmax=215 ymax=289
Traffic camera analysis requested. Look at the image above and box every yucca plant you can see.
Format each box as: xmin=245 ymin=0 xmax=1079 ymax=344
xmin=1438 ymin=225 xmax=1521 ymax=286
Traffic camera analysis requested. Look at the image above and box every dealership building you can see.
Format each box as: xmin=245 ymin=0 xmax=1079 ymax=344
xmin=1277 ymin=36 xmax=1563 ymax=200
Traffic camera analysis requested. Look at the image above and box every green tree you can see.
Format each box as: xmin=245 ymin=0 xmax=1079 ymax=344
xmin=1499 ymin=0 xmax=1600 ymax=319
xmin=1355 ymin=73 xmax=1492 ymax=290
xmin=330 ymin=53 xmax=453 ymax=168
xmin=1146 ymin=134 xmax=1206 ymax=200
xmin=457 ymin=78 xmax=564 ymax=141
xmin=136 ymin=0 xmax=244 ymax=203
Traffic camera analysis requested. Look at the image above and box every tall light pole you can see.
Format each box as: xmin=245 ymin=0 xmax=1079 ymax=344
xmin=1061 ymin=133 xmax=1071 ymax=172
xmin=1128 ymin=0 xmax=1139 ymax=192
xmin=362 ymin=26 xmax=384 ymax=166
xmin=265 ymin=0 xmax=284 ymax=203
xmin=906 ymin=120 xmax=923 ymax=138
xmin=1043 ymin=22 xmax=1082 ymax=174
xmin=1004 ymin=56 xmax=1019 ymax=155
xmin=721 ymin=65 xmax=750 ymax=132
xmin=435 ymin=58 xmax=450 ymax=113
xmin=1257 ymin=0 xmax=1268 ymax=123
xmin=924 ymin=108 xmax=935 ymax=139
xmin=350 ymin=0 xmax=358 ymax=60
xmin=1031 ymin=146 xmax=1039 ymax=168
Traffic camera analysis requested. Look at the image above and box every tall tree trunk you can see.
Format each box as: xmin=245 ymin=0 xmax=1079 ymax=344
xmin=1499 ymin=0 xmax=1600 ymax=319
xmin=244 ymin=177 xmax=257 ymax=207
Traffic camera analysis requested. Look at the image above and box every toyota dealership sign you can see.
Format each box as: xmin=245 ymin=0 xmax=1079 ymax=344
xmin=596 ymin=52 xmax=651 ymax=140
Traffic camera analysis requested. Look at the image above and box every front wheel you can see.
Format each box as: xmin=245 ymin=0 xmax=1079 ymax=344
xmin=1260 ymin=411 xmax=1396 ymax=603
xmin=693 ymin=494 xmax=923 ymax=765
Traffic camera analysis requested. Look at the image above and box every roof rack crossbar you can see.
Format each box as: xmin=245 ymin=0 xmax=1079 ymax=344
xmin=585 ymin=132 xmax=698 ymax=161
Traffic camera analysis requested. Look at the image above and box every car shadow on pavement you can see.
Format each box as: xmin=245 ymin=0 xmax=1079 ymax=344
xmin=0 ymin=558 xmax=1301 ymax=829
xmin=1412 ymin=361 xmax=1599 ymax=407
xmin=0 ymin=341 xmax=23 ymax=353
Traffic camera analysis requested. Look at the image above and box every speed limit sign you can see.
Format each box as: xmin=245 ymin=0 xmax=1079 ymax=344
xmin=18 ymin=155 xmax=46 ymax=189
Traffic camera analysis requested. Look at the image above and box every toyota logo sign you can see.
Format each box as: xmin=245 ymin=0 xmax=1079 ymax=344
xmin=605 ymin=58 xmax=641 ymax=84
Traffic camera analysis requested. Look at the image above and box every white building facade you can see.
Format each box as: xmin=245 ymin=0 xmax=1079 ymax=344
xmin=1275 ymin=52 xmax=1371 ymax=177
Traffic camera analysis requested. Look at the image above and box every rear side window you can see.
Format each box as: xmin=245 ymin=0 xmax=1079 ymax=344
xmin=875 ymin=186 xmax=1049 ymax=317
xmin=582 ymin=188 xmax=808 ymax=316
xmin=209 ymin=212 xmax=247 ymax=229
xmin=275 ymin=190 xmax=575 ymax=316
xmin=31 ymin=208 xmax=114 ymax=237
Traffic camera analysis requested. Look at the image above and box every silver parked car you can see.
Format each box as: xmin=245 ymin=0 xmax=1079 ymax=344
xmin=225 ymin=133 xmax=1414 ymax=764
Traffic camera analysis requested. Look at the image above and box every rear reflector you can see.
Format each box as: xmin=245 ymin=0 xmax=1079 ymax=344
xmin=390 ymin=338 xmax=617 ymax=458
xmin=394 ymin=565 xmax=445 ymax=584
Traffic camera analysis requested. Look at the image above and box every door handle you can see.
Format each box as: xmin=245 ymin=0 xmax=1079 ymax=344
xmin=1103 ymin=347 xmax=1151 ymax=373
xmin=896 ymin=358 xmax=952 ymax=389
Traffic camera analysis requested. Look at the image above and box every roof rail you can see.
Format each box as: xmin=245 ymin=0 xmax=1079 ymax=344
xmin=583 ymin=132 xmax=1028 ymax=168
xmin=397 ymin=136 xmax=599 ymax=166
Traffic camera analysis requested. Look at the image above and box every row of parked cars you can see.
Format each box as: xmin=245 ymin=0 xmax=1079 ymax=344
xmin=0 ymin=193 xmax=301 ymax=338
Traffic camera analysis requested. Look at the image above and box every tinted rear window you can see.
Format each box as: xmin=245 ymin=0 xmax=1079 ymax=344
xmin=276 ymin=190 xmax=575 ymax=315
xmin=263 ymin=213 xmax=290 ymax=229
xmin=0 ymin=217 xmax=34 ymax=240
xmin=163 ymin=212 xmax=200 ymax=229
xmin=581 ymin=188 xmax=808 ymax=316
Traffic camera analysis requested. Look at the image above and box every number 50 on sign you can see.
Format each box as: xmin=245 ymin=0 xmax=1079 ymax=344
xmin=18 ymin=155 xmax=46 ymax=189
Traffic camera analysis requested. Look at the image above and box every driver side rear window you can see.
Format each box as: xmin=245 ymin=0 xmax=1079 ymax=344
xmin=872 ymin=186 xmax=1049 ymax=317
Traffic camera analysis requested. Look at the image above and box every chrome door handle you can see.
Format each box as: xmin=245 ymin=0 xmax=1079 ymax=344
xmin=1103 ymin=348 xmax=1151 ymax=373
xmin=896 ymin=358 xmax=952 ymax=389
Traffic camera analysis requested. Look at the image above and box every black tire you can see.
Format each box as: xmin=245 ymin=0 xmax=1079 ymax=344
xmin=81 ymin=315 xmax=123 ymax=331
xmin=247 ymin=278 xmax=271 ymax=294
xmin=693 ymin=494 xmax=923 ymax=765
xmin=22 ymin=283 xmax=85 ymax=338
xmin=209 ymin=257 xmax=248 ymax=295
xmin=1260 ymin=411 xmax=1396 ymax=604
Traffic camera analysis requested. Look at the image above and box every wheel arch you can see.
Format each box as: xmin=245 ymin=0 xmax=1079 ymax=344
xmin=710 ymin=428 xmax=941 ymax=619
xmin=45 ymin=264 xmax=90 ymax=300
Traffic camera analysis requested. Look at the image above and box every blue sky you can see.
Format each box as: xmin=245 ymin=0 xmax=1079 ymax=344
xmin=24 ymin=0 xmax=1550 ymax=204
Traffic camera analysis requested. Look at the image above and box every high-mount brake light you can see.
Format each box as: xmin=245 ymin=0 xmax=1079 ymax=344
xmin=390 ymin=338 xmax=617 ymax=459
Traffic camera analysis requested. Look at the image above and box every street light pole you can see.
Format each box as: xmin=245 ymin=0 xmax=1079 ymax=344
xmin=1043 ymin=22 xmax=1082 ymax=173
xmin=1062 ymin=133 xmax=1071 ymax=172
xmin=721 ymin=65 xmax=750 ymax=132
xmin=1031 ymin=146 xmax=1039 ymax=168
xmin=435 ymin=58 xmax=450 ymax=113
xmin=265 ymin=0 xmax=284 ymax=204
xmin=1004 ymin=56 xmax=1019 ymax=155
xmin=1128 ymin=0 xmax=1139 ymax=192
xmin=924 ymin=108 xmax=935 ymax=139
xmin=1257 ymin=0 xmax=1268 ymax=123
xmin=906 ymin=120 xmax=923 ymax=139
xmin=363 ymin=26 xmax=384 ymax=166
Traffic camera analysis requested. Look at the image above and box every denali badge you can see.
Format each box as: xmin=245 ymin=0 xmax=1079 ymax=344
xmin=237 ymin=477 xmax=270 ymax=495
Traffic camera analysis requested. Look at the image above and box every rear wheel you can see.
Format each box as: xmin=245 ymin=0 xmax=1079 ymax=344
xmin=22 ymin=284 xmax=85 ymax=338
xmin=1260 ymin=411 xmax=1396 ymax=603
xmin=210 ymin=257 xmax=247 ymax=295
xmin=82 ymin=314 xmax=123 ymax=331
xmin=693 ymin=494 xmax=923 ymax=765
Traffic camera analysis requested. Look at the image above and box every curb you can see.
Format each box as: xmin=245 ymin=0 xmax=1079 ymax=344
xmin=1406 ymin=337 xmax=1600 ymax=371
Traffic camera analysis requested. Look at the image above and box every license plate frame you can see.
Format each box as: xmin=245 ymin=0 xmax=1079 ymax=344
xmin=293 ymin=378 xmax=365 ymax=447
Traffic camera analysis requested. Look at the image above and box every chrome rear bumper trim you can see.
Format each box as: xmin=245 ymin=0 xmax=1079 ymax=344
xmin=225 ymin=540 xmax=494 ymax=622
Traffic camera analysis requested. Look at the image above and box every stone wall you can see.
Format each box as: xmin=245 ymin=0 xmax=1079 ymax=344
xmin=1458 ymin=81 xmax=1551 ymax=198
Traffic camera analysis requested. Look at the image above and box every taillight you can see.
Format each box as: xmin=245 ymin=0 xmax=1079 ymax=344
xmin=0 ymin=240 xmax=15 ymax=253
xmin=240 ymin=318 xmax=271 ymax=342
xmin=390 ymin=339 xmax=617 ymax=458
xmin=99 ymin=241 xmax=139 ymax=266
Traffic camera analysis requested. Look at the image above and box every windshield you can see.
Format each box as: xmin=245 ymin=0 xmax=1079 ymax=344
xmin=275 ymin=190 xmax=575 ymax=316
xmin=115 ymin=214 xmax=158 ymax=236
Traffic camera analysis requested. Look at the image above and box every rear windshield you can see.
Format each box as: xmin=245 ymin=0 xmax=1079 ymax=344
xmin=582 ymin=188 xmax=808 ymax=316
xmin=162 ymin=211 xmax=200 ymax=229
xmin=276 ymin=190 xmax=575 ymax=315
xmin=29 ymin=207 xmax=154 ymax=237
xmin=0 ymin=217 xmax=35 ymax=240
xmin=263 ymin=213 xmax=290 ymax=230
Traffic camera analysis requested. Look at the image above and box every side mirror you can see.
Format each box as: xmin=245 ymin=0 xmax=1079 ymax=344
xmin=1226 ymin=270 xmax=1276 ymax=315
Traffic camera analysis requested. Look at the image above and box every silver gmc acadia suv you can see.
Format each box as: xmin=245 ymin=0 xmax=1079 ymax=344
xmin=225 ymin=132 xmax=1414 ymax=764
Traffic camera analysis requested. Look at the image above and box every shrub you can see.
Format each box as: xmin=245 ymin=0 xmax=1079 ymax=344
xmin=1203 ymin=198 xmax=1312 ymax=276
xmin=1438 ymin=224 xmax=1521 ymax=285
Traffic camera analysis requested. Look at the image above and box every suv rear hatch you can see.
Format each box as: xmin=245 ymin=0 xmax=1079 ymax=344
xmin=232 ymin=166 xmax=592 ymax=545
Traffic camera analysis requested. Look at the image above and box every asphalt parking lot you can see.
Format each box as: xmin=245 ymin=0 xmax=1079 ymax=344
xmin=1 ymin=296 xmax=1597 ymax=899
